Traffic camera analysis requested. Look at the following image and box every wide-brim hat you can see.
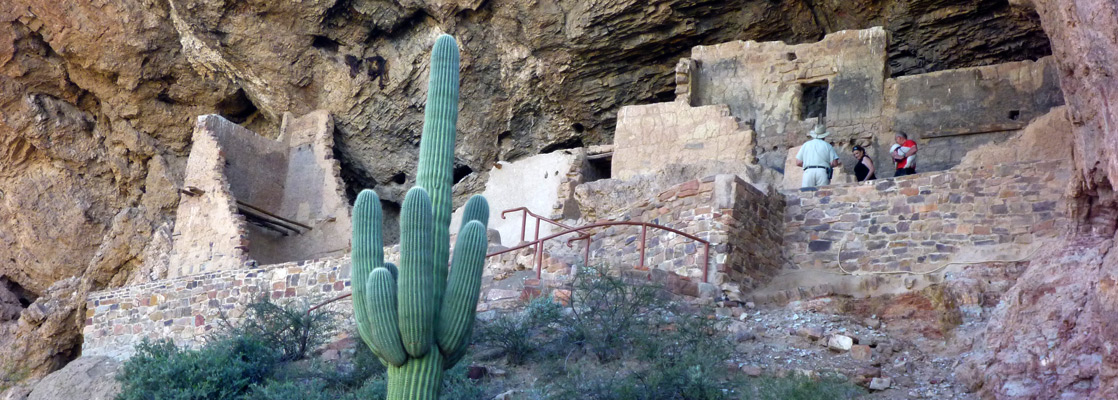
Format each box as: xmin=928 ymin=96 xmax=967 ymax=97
xmin=808 ymin=125 xmax=831 ymax=139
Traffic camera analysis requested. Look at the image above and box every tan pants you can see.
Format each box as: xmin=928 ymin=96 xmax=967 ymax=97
xmin=802 ymin=168 xmax=830 ymax=188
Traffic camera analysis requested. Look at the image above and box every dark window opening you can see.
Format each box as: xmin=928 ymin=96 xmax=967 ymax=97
xmin=216 ymin=89 xmax=258 ymax=124
xmin=571 ymin=123 xmax=585 ymax=133
xmin=583 ymin=153 xmax=612 ymax=183
xmin=1008 ymin=110 xmax=1021 ymax=120
xmin=452 ymin=164 xmax=474 ymax=185
xmin=391 ymin=173 xmax=406 ymax=184
xmin=786 ymin=52 xmax=797 ymax=61
xmin=799 ymin=81 xmax=829 ymax=120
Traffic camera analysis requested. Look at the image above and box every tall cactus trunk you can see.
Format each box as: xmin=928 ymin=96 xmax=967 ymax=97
xmin=387 ymin=350 xmax=445 ymax=399
xmin=350 ymin=34 xmax=489 ymax=400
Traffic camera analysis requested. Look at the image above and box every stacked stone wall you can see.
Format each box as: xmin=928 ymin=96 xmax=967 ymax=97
xmin=783 ymin=160 xmax=1069 ymax=273
xmin=567 ymin=175 xmax=784 ymax=301
xmin=612 ymin=102 xmax=755 ymax=180
xmin=690 ymin=27 xmax=888 ymax=171
xmin=83 ymin=257 xmax=356 ymax=360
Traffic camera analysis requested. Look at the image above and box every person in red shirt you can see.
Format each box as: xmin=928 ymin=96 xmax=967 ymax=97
xmin=890 ymin=132 xmax=918 ymax=177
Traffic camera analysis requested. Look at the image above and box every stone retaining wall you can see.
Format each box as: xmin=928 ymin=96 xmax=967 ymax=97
xmin=564 ymin=175 xmax=784 ymax=301
xmin=83 ymin=257 xmax=356 ymax=360
xmin=783 ymin=159 xmax=1069 ymax=273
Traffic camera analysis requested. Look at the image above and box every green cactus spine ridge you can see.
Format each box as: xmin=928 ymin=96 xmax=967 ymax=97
xmin=365 ymin=268 xmax=407 ymax=366
xmin=417 ymin=34 xmax=461 ymax=308
xmin=398 ymin=187 xmax=435 ymax=358
xmin=350 ymin=34 xmax=490 ymax=399
xmin=436 ymin=220 xmax=488 ymax=356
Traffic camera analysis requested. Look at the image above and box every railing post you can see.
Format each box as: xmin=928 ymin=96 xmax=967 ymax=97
xmin=583 ymin=237 xmax=591 ymax=269
xmin=535 ymin=237 xmax=544 ymax=280
xmin=520 ymin=210 xmax=527 ymax=242
xmin=702 ymin=242 xmax=710 ymax=283
xmin=639 ymin=224 xmax=647 ymax=280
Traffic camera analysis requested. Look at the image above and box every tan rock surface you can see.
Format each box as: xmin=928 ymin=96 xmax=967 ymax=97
xmin=26 ymin=356 xmax=121 ymax=400
xmin=958 ymin=105 xmax=1072 ymax=168
xmin=961 ymin=1 xmax=1118 ymax=397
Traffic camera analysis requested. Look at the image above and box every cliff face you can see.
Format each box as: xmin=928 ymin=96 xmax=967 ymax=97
xmin=958 ymin=1 xmax=1118 ymax=398
xmin=0 ymin=0 xmax=1051 ymax=380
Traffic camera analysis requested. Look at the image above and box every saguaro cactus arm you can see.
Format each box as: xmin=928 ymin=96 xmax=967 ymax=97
xmin=398 ymin=187 xmax=436 ymax=358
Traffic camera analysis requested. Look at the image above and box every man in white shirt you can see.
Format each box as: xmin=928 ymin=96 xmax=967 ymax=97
xmin=795 ymin=125 xmax=841 ymax=188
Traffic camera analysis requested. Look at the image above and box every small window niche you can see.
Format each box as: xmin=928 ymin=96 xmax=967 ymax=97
xmin=583 ymin=152 xmax=612 ymax=183
xmin=799 ymin=80 xmax=829 ymax=120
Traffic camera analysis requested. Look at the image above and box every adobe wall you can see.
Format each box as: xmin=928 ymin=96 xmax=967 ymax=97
xmin=883 ymin=58 xmax=1064 ymax=173
xmin=246 ymin=111 xmax=352 ymax=264
xmin=687 ymin=27 xmax=888 ymax=171
xmin=215 ymin=118 xmax=288 ymax=211
xmin=449 ymin=149 xmax=585 ymax=248
xmin=612 ymin=102 xmax=756 ymax=180
xmin=782 ymin=159 xmax=1069 ymax=274
xmin=167 ymin=116 xmax=252 ymax=277
xmin=167 ymin=112 xmax=352 ymax=277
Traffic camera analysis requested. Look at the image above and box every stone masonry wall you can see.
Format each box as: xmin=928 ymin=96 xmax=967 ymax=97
xmin=783 ymin=159 xmax=1069 ymax=273
xmin=883 ymin=57 xmax=1064 ymax=174
xmin=566 ymin=175 xmax=784 ymax=301
xmin=612 ymin=102 xmax=755 ymax=180
xmin=690 ymin=27 xmax=888 ymax=171
xmin=167 ymin=116 xmax=252 ymax=277
xmin=83 ymin=256 xmax=356 ymax=360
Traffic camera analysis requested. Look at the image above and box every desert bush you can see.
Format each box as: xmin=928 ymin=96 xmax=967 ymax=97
xmin=440 ymin=359 xmax=488 ymax=400
xmin=535 ymin=265 xmax=740 ymax=399
xmin=475 ymin=295 xmax=563 ymax=365
xmin=116 ymin=297 xmax=341 ymax=400
xmin=214 ymin=297 xmax=338 ymax=362
xmin=115 ymin=337 xmax=276 ymax=400
xmin=746 ymin=374 xmax=865 ymax=400
xmin=563 ymin=264 xmax=673 ymax=362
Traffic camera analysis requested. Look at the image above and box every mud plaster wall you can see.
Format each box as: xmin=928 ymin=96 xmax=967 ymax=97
xmin=167 ymin=116 xmax=251 ymax=278
xmin=612 ymin=102 xmax=755 ymax=180
xmin=168 ymin=113 xmax=352 ymax=277
xmin=689 ymin=27 xmax=888 ymax=172
xmin=883 ymin=58 xmax=1064 ymax=174
xmin=247 ymin=111 xmax=352 ymax=264
xmin=450 ymin=150 xmax=581 ymax=248
xmin=783 ymin=159 xmax=1069 ymax=274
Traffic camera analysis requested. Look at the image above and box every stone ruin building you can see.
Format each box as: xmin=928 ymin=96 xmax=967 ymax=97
xmin=83 ymin=27 xmax=1071 ymax=359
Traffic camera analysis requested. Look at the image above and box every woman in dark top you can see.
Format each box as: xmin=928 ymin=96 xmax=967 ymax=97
xmin=852 ymin=145 xmax=876 ymax=182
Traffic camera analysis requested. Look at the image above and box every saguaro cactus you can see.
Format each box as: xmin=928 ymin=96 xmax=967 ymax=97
xmin=351 ymin=34 xmax=490 ymax=399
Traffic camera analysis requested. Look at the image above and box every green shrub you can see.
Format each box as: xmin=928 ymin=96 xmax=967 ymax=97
xmin=475 ymin=295 xmax=563 ymax=365
xmin=214 ymin=297 xmax=338 ymax=362
xmin=745 ymin=374 xmax=865 ymax=400
xmin=115 ymin=337 xmax=277 ymax=400
xmin=535 ymin=265 xmax=741 ymax=399
xmin=440 ymin=359 xmax=487 ymax=400
xmin=116 ymin=298 xmax=341 ymax=400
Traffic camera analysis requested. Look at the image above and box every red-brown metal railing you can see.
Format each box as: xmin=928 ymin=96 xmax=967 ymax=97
xmin=307 ymin=211 xmax=711 ymax=314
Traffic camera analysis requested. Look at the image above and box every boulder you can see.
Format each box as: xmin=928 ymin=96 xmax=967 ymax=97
xmin=26 ymin=356 xmax=121 ymax=400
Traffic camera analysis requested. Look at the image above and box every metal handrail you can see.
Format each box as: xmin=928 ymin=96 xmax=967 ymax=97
xmin=307 ymin=219 xmax=711 ymax=314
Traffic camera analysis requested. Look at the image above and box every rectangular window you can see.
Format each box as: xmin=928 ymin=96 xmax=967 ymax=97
xmin=800 ymin=81 xmax=829 ymax=120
